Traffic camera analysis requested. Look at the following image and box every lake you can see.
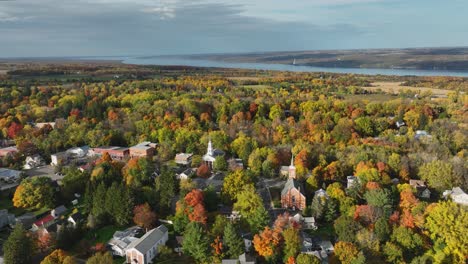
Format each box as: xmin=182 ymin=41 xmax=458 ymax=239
xmin=119 ymin=56 xmax=468 ymax=77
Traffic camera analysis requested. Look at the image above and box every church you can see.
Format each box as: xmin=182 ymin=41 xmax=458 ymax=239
xmin=202 ymin=139 xmax=225 ymax=170
xmin=281 ymin=155 xmax=306 ymax=211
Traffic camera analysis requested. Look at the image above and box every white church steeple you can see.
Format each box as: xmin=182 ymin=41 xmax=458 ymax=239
xmin=207 ymin=138 xmax=213 ymax=156
xmin=289 ymin=153 xmax=296 ymax=179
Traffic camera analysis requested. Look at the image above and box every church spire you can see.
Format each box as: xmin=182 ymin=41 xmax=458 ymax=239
xmin=289 ymin=152 xmax=296 ymax=179
xmin=207 ymin=138 xmax=213 ymax=156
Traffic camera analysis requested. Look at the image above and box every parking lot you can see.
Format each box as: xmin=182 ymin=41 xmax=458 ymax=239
xmin=24 ymin=165 xmax=64 ymax=181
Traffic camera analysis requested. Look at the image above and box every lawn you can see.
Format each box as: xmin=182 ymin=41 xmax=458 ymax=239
xmin=306 ymin=222 xmax=335 ymax=240
xmin=0 ymin=197 xmax=50 ymax=217
xmin=155 ymin=255 xmax=194 ymax=264
xmin=84 ymin=225 xmax=122 ymax=244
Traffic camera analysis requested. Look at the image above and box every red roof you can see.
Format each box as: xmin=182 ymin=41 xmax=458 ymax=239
xmin=34 ymin=214 xmax=54 ymax=227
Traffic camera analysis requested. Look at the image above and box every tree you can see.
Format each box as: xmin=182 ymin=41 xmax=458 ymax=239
xmin=213 ymin=156 xmax=228 ymax=171
xmin=253 ymin=227 xmax=281 ymax=262
xmin=3 ymin=224 xmax=34 ymax=264
xmin=296 ymin=253 xmax=320 ymax=264
xmin=184 ymin=189 xmax=207 ymax=224
xmin=122 ymin=157 xmax=154 ymax=188
xmin=231 ymin=132 xmax=258 ymax=162
xmin=374 ymin=217 xmax=390 ymax=242
xmin=334 ymin=241 xmax=365 ymax=264
xmin=133 ymin=203 xmax=157 ymax=230
xmin=383 ymin=242 xmax=404 ymax=263
xmin=182 ymin=222 xmax=210 ymax=263
xmin=234 ymin=186 xmax=269 ymax=233
xmin=156 ymin=166 xmax=176 ymax=212
xmin=223 ymin=223 xmax=244 ymax=258
xmin=418 ymin=160 xmax=455 ymax=191
xmin=222 ymin=170 xmax=254 ymax=202
xmin=13 ymin=177 xmax=54 ymax=209
xmin=41 ymin=249 xmax=76 ymax=264
xmin=391 ymin=226 xmax=424 ymax=252
xmin=425 ymin=201 xmax=468 ymax=263
xmin=334 ymin=215 xmax=361 ymax=242
xmin=310 ymin=194 xmax=326 ymax=221
xmin=86 ymin=252 xmax=113 ymax=264
xmin=283 ymin=226 xmax=301 ymax=262
xmin=196 ymin=163 xmax=210 ymax=178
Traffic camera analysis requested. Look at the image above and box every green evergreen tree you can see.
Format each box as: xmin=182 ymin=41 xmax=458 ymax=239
xmin=3 ymin=224 xmax=33 ymax=264
xmin=223 ymin=223 xmax=244 ymax=258
xmin=182 ymin=222 xmax=210 ymax=263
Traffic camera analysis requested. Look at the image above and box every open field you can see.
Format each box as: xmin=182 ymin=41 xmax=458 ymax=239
xmin=364 ymin=82 xmax=451 ymax=97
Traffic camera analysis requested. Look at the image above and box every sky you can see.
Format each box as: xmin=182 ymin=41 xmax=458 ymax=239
xmin=0 ymin=0 xmax=467 ymax=57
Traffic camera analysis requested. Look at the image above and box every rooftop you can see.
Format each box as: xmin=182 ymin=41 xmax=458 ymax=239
xmin=127 ymin=225 xmax=168 ymax=254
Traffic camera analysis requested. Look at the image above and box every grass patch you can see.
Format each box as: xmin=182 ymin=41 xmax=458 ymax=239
xmin=0 ymin=197 xmax=51 ymax=217
xmin=306 ymin=222 xmax=335 ymax=240
xmin=113 ymin=256 xmax=125 ymax=264
xmin=84 ymin=225 xmax=122 ymax=244
xmin=155 ymin=255 xmax=194 ymax=264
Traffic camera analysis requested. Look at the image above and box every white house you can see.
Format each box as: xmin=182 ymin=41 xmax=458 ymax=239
xmin=51 ymin=205 xmax=67 ymax=219
xmin=175 ymin=153 xmax=193 ymax=166
xmin=23 ymin=155 xmax=45 ymax=170
xmin=51 ymin=152 xmax=69 ymax=166
xmin=347 ymin=175 xmax=359 ymax=189
xmin=126 ymin=225 xmax=169 ymax=264
xmin=443 ymin=187 xmax=468 ymax=206
xmin=177 ymin=168 xmax=195 ymax=180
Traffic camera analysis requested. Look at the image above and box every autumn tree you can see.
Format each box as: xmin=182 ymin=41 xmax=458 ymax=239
xmin=41 ymin=249 xmax=76 ymax=264
xmin=86 ymin=252 xmax=113 ymax=264
xmin=13 ymin=177 xmax=54 ymax=209
xmin=196 ymin=163 xmax=210 ymax=178
xmin=133 ymin=203 xmax=157 ymax=230
xmin=233 ymin=185 xmax=269 ymax=233
xmin=253 ymin=227 xmax=281 ymax=262
xmin=418 ymin=160 xmax=456 ymax=191
xmin=296 ymin=253 xmax=320 ymax=264
xmin=283 ymin=226 xmax=301 ymax=262
xmin=222 ymin=170 xmax=254 ymax=202
xmin=122 ymin=157 xmax=154 ymax=188
xmin=425 ymin=201 xmax=468 ymax=263
xmin=334 ymin=241 xmax=365 ymax=264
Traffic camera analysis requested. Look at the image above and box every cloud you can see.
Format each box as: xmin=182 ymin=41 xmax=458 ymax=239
xmin=0 ymin=0 xmax=466 ymax=57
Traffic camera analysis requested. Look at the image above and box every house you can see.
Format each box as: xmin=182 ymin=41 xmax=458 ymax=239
xmin=126 ymin=225 xmax=169 ymax=264
xmin=222 ymin=253 xmax=256 ymax=264
xmin=0 ymin=146 xmax=18 ymax=158
xmin=228 ymin=158 xmax=244 ymax=171
xmin=51 ymin=151 xmax=69 ymax=166
xmin=175 ymin=153 xmax=193 ymax=166
xmin=0 ymin=210 xmax=15 ymax=229
xmin=396 ymin=121 xmax=406 ymax=128
xmin=289 ymin=213 xmax=317 ymax=230
xmin=315 ymin=189 xmax=329 ymax=199
xmin=93 ymin=146 xmax=129 ymax=160
xmin=202 ymin=139 xmax=225 ymax=170
xmin=66 ymin=146 xmax=91 ymax=158
xmin=34 ymin=122 xmax=56 ymax=129
xmin=51 ymin=205 xmax=67 ymax=219
xmin=409 ymin=179 xmax=431 ymax=199
xmin=415 ymin=130 xmax=432 ymax=140
xmin=130 ymin=142 xmax=156 ymax=158
xmin=13 ymin=213 xmax=36 ymax=229
xmin=303 ymin=217 xmax=318 ymax=230
xmin=281 ymin=156 xmax=306 ymax=211
xmin=67 ymin=212 xmax=84 ymax=227
xmin=23 ymin=155 xmax=45 ymax=169
xmin=32 ymin=214 xmax=55 ymax=231
xmin=108 ymin=226 xmax=142 ymax=257
xmin=177 ymin=168 xmax=194 ymax=180
xmin=347 ymin=175 xmax=359 ymax=189
xmin=0 ymin=168 xmax=22 ymax=183
xmin=443 ymin=187 xmax=468 ymax=206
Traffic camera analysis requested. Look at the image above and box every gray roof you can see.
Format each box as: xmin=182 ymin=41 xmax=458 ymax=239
xmin=52 ymin=205 xmax=67 ymax=216
xmin=281 ymin=178 xmax=304 ymax=196
xmin=127 ymin=225 xmax=168 ymax=254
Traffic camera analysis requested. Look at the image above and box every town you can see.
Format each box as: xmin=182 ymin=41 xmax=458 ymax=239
xmin=0 ymin=64 xmax=466 ymax=264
